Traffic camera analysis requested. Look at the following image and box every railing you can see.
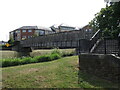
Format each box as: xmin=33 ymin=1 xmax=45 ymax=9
xmin=20 ymin=29 xmax=95 ymax=48
xmin=103 ymin=37 xmax=120 ymax=56
xmin=89 ymin=29 xmax=102 ymax=52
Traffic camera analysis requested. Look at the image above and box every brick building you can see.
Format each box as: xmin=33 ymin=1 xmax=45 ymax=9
xmin=9 ymin=26 xmax=54 ymax=41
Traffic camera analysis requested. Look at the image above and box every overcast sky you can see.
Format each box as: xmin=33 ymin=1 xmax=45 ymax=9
xmin=0 ymin=0 xmax=106 ymax=41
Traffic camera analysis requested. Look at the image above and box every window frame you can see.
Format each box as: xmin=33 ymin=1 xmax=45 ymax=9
xmin=22 ymin=30 xmax=26 ymax=32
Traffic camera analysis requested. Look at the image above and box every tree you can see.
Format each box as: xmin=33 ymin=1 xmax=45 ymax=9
xmin=8 ymin=38 xmax=14 ymax=45
xmin=89 ymin=2 xmax=120 ymax=38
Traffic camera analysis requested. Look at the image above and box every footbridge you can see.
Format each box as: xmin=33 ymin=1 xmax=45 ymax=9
xmin=13 ymin=29 xmax=97 ymax=53
xmin=12 ymin=29 xmax=119 ymax=56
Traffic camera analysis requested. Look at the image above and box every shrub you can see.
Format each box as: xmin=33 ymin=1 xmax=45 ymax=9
xmin=2 ymin=59 xmax=12 ymax=67
xmin=51 ymin=48 xmax=62 ymax=56
xmin=2 ymin=49 xmax=74 ymax=67
xmin=11 ymin=58 xmax=21 ymax=66
xmin=50 ymin=53 xmax=61 ymax=60
xmin=30 ymin=58 xmax=38 ymax=63
xmin=35 ymin=55 xmax=53 ymax=62
xmin=21 ymin=57 xmax=33 ymax=64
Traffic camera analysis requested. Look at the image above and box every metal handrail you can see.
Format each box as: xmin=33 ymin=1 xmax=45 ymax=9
xmin=89 ymin=29 xmax=102 ymax=52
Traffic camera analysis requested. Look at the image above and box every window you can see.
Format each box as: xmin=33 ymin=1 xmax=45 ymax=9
xmin=22 ymin=36 xmax=26 ymax=38
xmin=35 ymin=30 xmax=39 ymax=32
xmin=17 ymin=36 xmax=20 ymax=38
xmin=39 ymin=30 xmax=45 ymax=35
xmin=17 ymin=30 xmax=20 ymax=33
xmin=89 ymin=29 xmax=92 ymax=31
xmin=86 ymin=29 xmax=88 ymax=32
xmin=28 ymin=36 xmax=32 ymax=38
xmin=35 ymin=30 xmax=45 ymax=35
xmin=22 ymin=30 xmax=26 ymax=32
xmin=28 ymin=30 xmax=32 ymax=32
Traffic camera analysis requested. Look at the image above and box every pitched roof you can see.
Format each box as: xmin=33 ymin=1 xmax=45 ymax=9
xmin=18 ymin=26 xmax=38 ymax=29
xmin=17 ymin=26 xmax=52 ymax=31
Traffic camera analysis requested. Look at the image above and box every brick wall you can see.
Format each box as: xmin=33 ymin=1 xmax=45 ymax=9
xmin=20 ymin=29 xmax=35 ymax=40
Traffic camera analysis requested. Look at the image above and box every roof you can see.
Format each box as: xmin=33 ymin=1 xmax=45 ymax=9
xmin=59 ymin=24 xmax=76 ymax=28
xmin=17 ymin=26 xmax=52 ymax=31
xmin=80 ymin=25 xmax=91 ymax=29
xmin=50 ymin=24 xmax=78 ymax=30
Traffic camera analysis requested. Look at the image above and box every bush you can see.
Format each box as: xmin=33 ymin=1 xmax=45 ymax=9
xmin=50 ymin=53 xmax=61 ymax=60
xmin=2 ymin=59 xmax=12 ymax=67
xmin=21 ymin=57 xmax=32 ymax=64
xmin=2 ymin=49 xmax=75 ymax=67
xmin=51 ymin=48 xmax=62 ymax=56
xmin=34 ymin=54 xmax=61 ymax=62
xmin=11 ymin=58 xmax=21 ymax=66
xmin=35 ymin=55 xmax=51 ymax=62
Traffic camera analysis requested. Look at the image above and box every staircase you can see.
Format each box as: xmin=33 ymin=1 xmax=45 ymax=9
xmin=92 ymin=39 xmax=119 ymax=55
xmin=89 ymin=30 xmax=119 ymax=56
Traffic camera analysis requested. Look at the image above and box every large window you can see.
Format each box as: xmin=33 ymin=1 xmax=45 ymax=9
xmin=22 ymin=30 xmax=26 ymax=32
xmin=28 ymin=36 xmax=32 ymax=38
xmin=35 ymin=30 xmax=45 ymax=35
xmin=28 ymin=30 xmax=32 ymax=32
xmin=22 ymin=36 xmax=26 ymax=39
xmin=39 ymin=30 xmax=45 ymax=35
xmin=16 ymin=30 xmax=20 ymax=33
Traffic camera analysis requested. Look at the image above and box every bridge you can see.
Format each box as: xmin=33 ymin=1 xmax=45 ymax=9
xmin=12 ymin=29 xmax=120 ymax=56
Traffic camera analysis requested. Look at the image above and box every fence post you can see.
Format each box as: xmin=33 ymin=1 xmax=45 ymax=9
xmin=78 ymin=39 xmax=81 ymax=54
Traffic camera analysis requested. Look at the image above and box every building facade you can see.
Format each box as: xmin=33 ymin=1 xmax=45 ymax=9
xmin=80 ymin=25 xmax=95 ymax=39
xmin=9 ymin=26 xmax=54 ymax=41
xmin=50 ymin=24 xmax=78 ymax=33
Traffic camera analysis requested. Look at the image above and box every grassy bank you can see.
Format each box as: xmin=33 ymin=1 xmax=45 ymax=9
xmin=2 ymin=56 xmax=119 ymax=88
xmin=1 ymin=49 xmax=75 ymax=67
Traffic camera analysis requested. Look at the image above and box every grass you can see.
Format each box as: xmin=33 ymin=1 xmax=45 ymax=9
xmin=0 ymin=51 xmax=19 ymax=59
xmin=2 ymin=56 xmax=119 ymax=88
xmin=1 ymin=49 xmax=75 ymax=59
xmin=1 ymin=53 xmax=61 ymax=67
xmin=1 ymin=48 xmax=75 ymax=67
xmin=30 ymin=49 xmax=75 ymax=57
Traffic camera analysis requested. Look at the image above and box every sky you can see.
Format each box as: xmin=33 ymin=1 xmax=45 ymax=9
xmin=0 ymin=0 xmax=106 ymax=41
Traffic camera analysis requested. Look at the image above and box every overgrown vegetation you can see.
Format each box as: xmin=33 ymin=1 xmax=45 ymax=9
xmin=1 ymin=53 xmax=61 ymax=67
xmin=89 ymin=2 xmax=120 ymax=38
xmin=8 ymin=38 xmax=14 ymax=46
xmin=1 ymin=49 xmax=75 ymax=67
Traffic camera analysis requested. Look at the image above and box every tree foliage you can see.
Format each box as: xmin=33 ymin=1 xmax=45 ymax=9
xmin=89 ymin=2 xmax=120 ymax=38
xmin=8 ymin=38 xmax=14 ymax=45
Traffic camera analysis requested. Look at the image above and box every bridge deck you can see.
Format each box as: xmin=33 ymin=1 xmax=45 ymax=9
xmin=21 ymin=30 xmax=93 ymax=48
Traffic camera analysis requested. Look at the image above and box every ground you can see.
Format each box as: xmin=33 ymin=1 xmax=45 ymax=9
xmin=2 ymin=56 xmax=119 ymax=88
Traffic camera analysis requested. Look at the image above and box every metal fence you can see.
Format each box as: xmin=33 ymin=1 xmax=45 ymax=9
xmin=103 ymin=37 xmax=120 ymax=56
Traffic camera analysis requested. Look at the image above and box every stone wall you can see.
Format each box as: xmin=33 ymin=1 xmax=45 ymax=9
xmin=79 ymin=54 xmax=120 ymax=83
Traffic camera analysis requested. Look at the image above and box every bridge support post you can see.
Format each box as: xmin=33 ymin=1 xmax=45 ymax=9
xmin=12 ymin=41 xmax=32 ymax=57
xmin=76 ymin=40 xmax=81 ymax=55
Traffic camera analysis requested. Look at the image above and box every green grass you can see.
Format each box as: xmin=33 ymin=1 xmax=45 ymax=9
xmin=30 ymin=49 xmax=75 ymax=57
xmin=1 ymin=49 xmax=75 ymax=67
xmin=2 ymin=56 xmax=119 ymax=88
xmin=2 ymin=53 xmax=61 ymax=67
xmin=1 ymin=49 xmax=75 ymax=59
xmin=0 ymin=51 xmax=19 ymax=59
